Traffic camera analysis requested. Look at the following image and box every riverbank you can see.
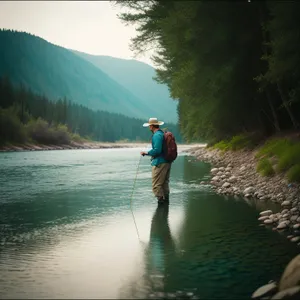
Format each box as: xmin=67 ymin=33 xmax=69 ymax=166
xmin=0 ymin=141 xmax=150 ymax=152
xmin=186 ymin=146 xmax=300 ymax=241
xmin=186 ymin=145 xmax=300 ymax=299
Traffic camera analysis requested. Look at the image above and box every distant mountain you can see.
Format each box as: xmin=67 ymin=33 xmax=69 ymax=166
xmin=0 ymin=29 xmax=175 ymax=122
xmin=72 ymin=51 xmax=178 ymax=123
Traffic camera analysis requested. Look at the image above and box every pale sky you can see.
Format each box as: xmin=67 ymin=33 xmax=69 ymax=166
xmin=0 ymin=1 xmax=154 ymax=66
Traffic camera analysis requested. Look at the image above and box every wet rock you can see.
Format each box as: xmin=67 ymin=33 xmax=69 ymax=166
xmin=244 ymin=187 xmax=255 ymax=194
xmin=279 ymin=255 xmax=300 ymax=291
xmin=260 ymin=210 xmax=273 ymax=217
xmin=211 ymin=168 xmax=219 ymax=174
xmin=293 ymin=224 xmax=300 ymax=230
xmin=290 ymin=215 xmax=298 ymax=223
xmin=233 ymin=187 xmax=240 ymax=193
xmin=228 ymin=176 xmax=237 ymax=183
xmin=264 ymin=219 xmax=274 ymax=225
xmin=212 ymin=176 xmax=220 ymax=181
xmin=271 ymin=286 xmax=300 ymax=299
xmin=259 ymin=216 xmax=271 ymax=221
xmin=291 ymin=237 xmax=300 ymax=243
xmin=222 ymin=182 xmax=231 ymax=188
xmin=240 ymin=165 xmax=247 ymax=172
xmin=277 ymin=222 xmax=288 ymax=230
xmin=251 ymin=282 xmax=277 ymax=299
xmin=282 ymin=201 xmax=292 ymax=207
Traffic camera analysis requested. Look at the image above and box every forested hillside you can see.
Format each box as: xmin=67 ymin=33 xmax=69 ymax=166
xmin=72 ymin=51 xmax=178 ymax=123
xmin=0 ymin=76 xmax=182 ymax=145
xmin=0 ymin=29 xmax=170 ymax=121
xmin=115 ymin=1 xmax=300 ymax=143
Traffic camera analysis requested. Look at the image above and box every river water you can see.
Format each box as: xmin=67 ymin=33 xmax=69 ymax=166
xmin=0 ymin=147 xmax=299 ymax=299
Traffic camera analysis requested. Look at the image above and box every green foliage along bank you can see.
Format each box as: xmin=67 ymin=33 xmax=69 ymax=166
xmin=114 ymin=1 xmax=300 ymax=143
xmin=212 ymin=134 xmax=300 ymax=183
xmin=0 ymin=76 xmax=182 ymax=146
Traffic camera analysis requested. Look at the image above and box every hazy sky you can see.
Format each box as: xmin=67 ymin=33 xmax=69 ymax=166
xmin=0 ymin=1 xmax=154 ymax=66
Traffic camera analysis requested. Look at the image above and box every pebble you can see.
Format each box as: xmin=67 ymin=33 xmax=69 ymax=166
xmin=191 ymin=146 xmax=300 ymax=245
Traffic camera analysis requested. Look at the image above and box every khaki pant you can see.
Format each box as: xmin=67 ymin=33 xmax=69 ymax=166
xmin=151 ymin=163 xmax=171 ymax=199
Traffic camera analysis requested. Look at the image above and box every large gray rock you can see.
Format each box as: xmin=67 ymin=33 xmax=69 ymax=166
xmin=271 ymin=286 xmax=300 ymax=299
xmin=244 ymin=187 xmax=255 ymax=194
xmin=222 ymin=182 xmax=231 ymax=188
xmin=260 ymin=210 xmax=273 ymax=217
xmin=228 ymin=176 xmax=237 ymax=183
xmin=252 ymin=282 xmax=277 ymax=299
xmin=264 ymin=219 xmax=274 ymax=224
xmin=291 ymin=237 xmax=300 ymax=243
xmin=259 ymin=216 xmax=271 ymax=221
xmin=279 ymin=255 xmax=300 ymax=291
xmin=211 ymin=168 xmax=219 ymax=174
xmin=277 ymin=222 xmax=289 ymax=230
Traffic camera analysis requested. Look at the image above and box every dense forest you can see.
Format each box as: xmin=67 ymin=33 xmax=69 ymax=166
xmin=114 ymin=1 xmax=300 ymax=143
xmin=0 ymin=76 xmax=182 ymax=145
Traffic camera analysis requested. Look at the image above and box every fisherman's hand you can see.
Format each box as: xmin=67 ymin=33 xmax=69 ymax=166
xmin=140 ymin=151 xmax=147 ymax=156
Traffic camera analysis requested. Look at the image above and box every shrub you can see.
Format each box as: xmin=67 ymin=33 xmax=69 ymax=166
xmin=52 ymin=124 xmax=71 ymax=145
xmin=229 ymin=134 xmax=252 ymax=150
xmin=277 ymin=144 xmax=300 ymax=172
xmin=71 ymin=133 xmax=85 ymax=143
xmin=25 ymin=118 xmax=51 ymax=144
xmin=255 ymin=138 xmax=293 ymax=158
xmin=213 ymin=140 xmax=230 ymax=151
xmin=0 ymin=107 xmax=26 ymax=144
xmin=286 ymin=164 xmax=300 ymax=183
xmin=257 ymin=158 xmax=275 ymax=176
xmin=25 ymin=119 xmax=71 ymax=145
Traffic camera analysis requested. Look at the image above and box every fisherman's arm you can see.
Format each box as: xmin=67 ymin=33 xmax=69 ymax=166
xmin=141 ymin=134 xmax=163 ymax=157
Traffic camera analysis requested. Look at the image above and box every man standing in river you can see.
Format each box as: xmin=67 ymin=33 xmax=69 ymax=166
xmin=140 ymin=117 xmax=171 ymax=205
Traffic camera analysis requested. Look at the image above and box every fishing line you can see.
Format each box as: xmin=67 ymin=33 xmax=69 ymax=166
xmin=130 ymin=154 xmax=142 ymax=240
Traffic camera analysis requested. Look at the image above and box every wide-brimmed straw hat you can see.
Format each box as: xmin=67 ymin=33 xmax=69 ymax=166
xmin=142 ymin=117 xmax=164 ymax=127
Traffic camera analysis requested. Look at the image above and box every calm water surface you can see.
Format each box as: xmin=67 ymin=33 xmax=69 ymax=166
xmin=0 ymin=147 xmax=299 ymax=299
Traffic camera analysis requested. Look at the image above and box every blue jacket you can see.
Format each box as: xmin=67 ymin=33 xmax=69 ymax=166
xmin=147 ymin=130 xmax=168 ymax=166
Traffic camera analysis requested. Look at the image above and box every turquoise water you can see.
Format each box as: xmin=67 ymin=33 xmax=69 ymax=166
xmin=0 ymin=148 xmax=298 ymax=299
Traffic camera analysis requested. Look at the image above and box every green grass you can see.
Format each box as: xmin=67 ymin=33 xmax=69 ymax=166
xmin=256 ymin=158 xmax=275 ymax=176
xmin=255 ymin=137 xmax=300 ymax=182
xmin=212 ymin=134 xmax=253 ymax=151
xmin=212 ymin=140 xmax=230 ymax=151
xmin=277 ymin=144 xmax=300 ymax=172
xmin=212 ymin=135 xmax=300 ymax=182
xmin=255 ymin=138 xmax=294 ymax=158
xmin=287 ymin=164 xmax=300 ymax=183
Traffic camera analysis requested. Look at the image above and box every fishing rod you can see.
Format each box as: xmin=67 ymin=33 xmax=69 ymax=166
xmin=130 ymin=154 xmax=142 ymax=240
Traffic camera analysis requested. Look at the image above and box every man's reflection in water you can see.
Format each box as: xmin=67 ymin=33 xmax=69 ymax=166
xmin=118 ymin=205 xmax=177 ymax=299
xmin=145 ymin=204 xmax=176 ymax=294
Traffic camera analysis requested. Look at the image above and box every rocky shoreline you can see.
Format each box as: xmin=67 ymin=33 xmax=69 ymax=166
xmin=187 ymin=146 xmax=300 ymax=241
xmin=186 ymin=146 xmax=300 ymax=299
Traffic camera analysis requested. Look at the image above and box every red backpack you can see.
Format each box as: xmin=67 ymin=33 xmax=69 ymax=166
xmin=162 ymin=130 xmax=178 ymax=162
